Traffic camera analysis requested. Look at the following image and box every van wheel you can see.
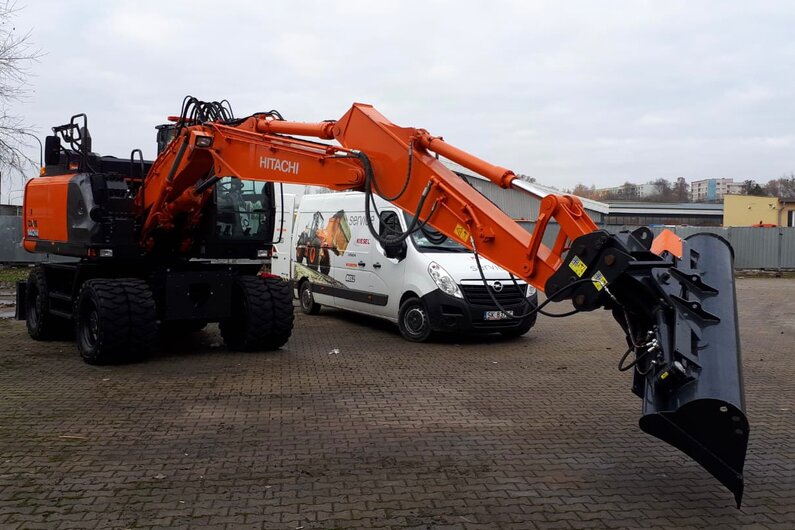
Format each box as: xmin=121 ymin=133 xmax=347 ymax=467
xmin=398 ymin=297 xmax=432 ymax=342
xmin=299 ymin=280 xmax=321 ymax=315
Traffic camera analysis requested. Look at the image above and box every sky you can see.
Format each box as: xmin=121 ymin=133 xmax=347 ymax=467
xmin=3 ymin=0 xmax=795 ymax=203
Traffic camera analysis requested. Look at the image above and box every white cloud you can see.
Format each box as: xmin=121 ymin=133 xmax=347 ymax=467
xmin=6 ymin=0 xmax=795 ymax=201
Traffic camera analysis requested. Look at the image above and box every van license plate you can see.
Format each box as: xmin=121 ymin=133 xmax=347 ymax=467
xmin=484 ymin=310 xmax=513 ymax=321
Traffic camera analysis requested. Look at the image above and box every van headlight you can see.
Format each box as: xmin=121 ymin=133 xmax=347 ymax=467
xmin=526 ymin=284 xmax=537 ymax=298
xmin=428 ymin=261 xmax=463 ymax=299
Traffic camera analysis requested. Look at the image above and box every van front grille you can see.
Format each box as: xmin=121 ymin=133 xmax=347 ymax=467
xmin=460 ymin=284 xmax=526 ymax=307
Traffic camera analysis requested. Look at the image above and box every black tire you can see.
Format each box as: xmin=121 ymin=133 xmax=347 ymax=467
xmin=398 ymin=297 xmax=433 ymax=342
xmin=220 ymin=276 xmax=294 ymax=351
xmin=75 ymin=279 xmax=157 ymax=365
xmin=25 ymin=267 xmax=62 ymax=340
xmin=299 ymin=280 xmax=321 ymax=315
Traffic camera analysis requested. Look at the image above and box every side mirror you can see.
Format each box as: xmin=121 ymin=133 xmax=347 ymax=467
xmin=44 ymin=135 xmax=61 ymax=166
xmin=384 ymin=241 xmax=406 ymax=260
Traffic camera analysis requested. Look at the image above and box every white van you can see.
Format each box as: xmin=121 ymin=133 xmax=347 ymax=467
xmin=290 ymin=192 xmax=538 ymax=341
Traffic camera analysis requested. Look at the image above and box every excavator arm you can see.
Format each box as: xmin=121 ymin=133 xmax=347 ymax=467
xmin=140 ymin=99 xmax=748 ymax=505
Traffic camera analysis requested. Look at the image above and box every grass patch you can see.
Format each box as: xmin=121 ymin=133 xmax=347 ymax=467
xmin=0 ymin=266 xmax=30 ymax=284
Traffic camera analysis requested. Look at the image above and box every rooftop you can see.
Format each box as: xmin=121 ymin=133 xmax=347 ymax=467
xmin=442 ymin=160 xmax=610 ymax=214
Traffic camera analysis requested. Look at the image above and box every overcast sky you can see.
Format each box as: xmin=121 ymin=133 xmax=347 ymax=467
xmin=4 ymin=0 xmax=795 ymax=202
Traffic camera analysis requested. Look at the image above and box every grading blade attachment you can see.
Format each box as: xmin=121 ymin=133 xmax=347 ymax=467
xmin=638 ymin=233 xmax=748 ymax=507
xmin=546 ymin=229 xmax=748 ymax=506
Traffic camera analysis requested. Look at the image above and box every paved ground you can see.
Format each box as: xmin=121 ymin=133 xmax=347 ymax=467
xmin=0 ymin=278 xmax=793 ymax=529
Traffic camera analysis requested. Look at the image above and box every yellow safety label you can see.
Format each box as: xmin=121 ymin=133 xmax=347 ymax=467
xmin=569 ymin=255 xmax=587 ymax=277
xmin=454 ymin=224 xmax=470 ymax=243
xmin=592 ymin=270 xmax=608 ymax=291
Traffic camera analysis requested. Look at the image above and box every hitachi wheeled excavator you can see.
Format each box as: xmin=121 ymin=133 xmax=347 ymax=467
xmin=16 ymin=97 xmax=748 ymax=505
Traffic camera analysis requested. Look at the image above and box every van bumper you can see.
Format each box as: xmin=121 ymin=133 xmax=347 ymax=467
xmin=421 ymin=289 xmax=538 ymax=334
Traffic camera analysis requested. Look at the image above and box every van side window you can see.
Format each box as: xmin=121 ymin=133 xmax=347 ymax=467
xmin=379 ymin=211 xmax=401 ymax=237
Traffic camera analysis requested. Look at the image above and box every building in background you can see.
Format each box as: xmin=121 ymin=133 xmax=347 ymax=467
xmin=724 ymin=195 xmax=795 ymax=227
xmin=594 ymin=182 xmax=659 ymax=200
xmin=602 ymin=202 xmax=723 ymax=227
xmin=689 ymin=178 xmax=744 ymax=202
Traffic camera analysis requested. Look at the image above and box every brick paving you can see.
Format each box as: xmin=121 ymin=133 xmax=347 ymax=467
xmin=0 ymin=277 xmax=793 ymax=529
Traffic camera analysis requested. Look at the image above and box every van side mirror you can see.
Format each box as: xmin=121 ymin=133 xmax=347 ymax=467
xmin=384 ymin=241 xmax=407 ymax=260
xmin=378 ymin=210 xmax=407 ymax=260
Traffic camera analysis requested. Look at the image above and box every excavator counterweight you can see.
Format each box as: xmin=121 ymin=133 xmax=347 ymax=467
xmin=18 ymin=97 xmax=748 ymax=505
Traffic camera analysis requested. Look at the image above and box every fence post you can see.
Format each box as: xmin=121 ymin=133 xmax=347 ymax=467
xmin=778 ymin=227 xmax=783 ymax=277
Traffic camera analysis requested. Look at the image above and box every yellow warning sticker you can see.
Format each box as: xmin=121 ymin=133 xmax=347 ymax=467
xmin=569 ymin=255 xmax=587 ymax=277
xmin=592 ymin=270 xmax=608 ymax=291
xmin=454 ymin=224 xmax=470 ymax=242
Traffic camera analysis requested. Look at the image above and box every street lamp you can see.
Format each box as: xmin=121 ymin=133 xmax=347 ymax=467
xmin=18 ymin=131 xmax=43 ymax=168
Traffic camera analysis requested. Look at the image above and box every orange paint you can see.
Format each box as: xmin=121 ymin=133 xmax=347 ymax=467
xmin=23 ymin=174 xmax=73 ymax=245
xmin=651 ymin=229 xmax=683 ymax=259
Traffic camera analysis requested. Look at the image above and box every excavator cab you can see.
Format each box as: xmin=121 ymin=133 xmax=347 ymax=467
xmin=195 ymin=176 xmax=276 ymax=259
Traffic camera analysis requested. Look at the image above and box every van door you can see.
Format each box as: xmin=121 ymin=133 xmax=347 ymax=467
xmin=332 ymin=209 xmax=404 ymax=318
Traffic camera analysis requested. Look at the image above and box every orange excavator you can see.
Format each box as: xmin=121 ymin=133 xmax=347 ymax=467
xmin=17 ymin=97 xmax=748 ymax=505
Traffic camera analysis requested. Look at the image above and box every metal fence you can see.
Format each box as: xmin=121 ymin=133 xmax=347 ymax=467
xmin=2 ymin=214 xmax=794 ymax=269
xmin=516 ymin=221 xmax=795 ymax=270
xmin=0 ymin=215 xmax=75 ymax=264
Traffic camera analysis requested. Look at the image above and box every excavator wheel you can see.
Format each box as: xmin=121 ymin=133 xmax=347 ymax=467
xmin=75 ymin=279 xmax=157 ymax=365
xmin=220 ymin=276 xmax=294 ymax=351
xmin=25 ymin=266 xmax=70 ymax=340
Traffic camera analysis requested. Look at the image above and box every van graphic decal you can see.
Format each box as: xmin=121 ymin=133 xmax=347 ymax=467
xmin=295 ymin=209 xmax=351 ymax=275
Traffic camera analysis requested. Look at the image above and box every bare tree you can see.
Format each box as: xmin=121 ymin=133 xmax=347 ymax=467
xmin=673 ymin=177 xmax=689 ymax=202
xmin=0 ymin=1 xmax=40 ymax=200
xmin=742 ymin=179 xmax=765 ymax=196
xmin=764 ymin=174 xmax=795 ymax=198
xmin=570 ymin=183 xmax=597 ymax=199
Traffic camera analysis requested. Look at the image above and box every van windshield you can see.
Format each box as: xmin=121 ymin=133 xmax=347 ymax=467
xmin=403 ymin=214 xmax=470 ymax=253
